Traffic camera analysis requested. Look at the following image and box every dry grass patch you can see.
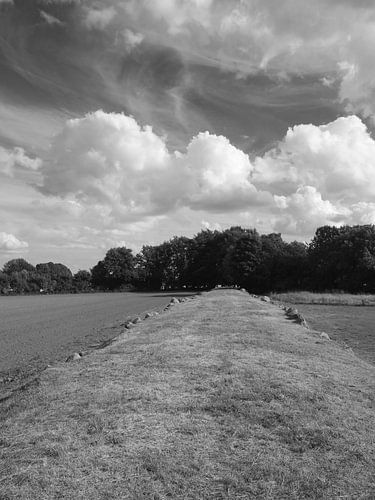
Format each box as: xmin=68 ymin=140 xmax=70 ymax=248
xmin=271 ymin=291 xmax=375 ymax=306
xmin=0 ymin=290 xmax=374 ymax=499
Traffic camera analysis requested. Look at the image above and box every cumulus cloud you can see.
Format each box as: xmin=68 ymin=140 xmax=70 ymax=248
xmin=250 ymin=115 xmax=375 ymax=234
xmin=122 ymin=29 xmax=144 ymax=52
xmin=0 ymin=233 xmax=28 ymax=252
xmin=273 ymin=186 xmax=350 ymax=235
xmin=37 ymin=110 xmax=375 ymax=236
xmin=183 ymin=132 xmax=268 ymax=211
xmin=40 ymin=110 xmax=266 ymax=217
xmin=83 ymin=7 xmax=116 ymax=30
xmin=253 ymin=115 xmax=375 ymax=203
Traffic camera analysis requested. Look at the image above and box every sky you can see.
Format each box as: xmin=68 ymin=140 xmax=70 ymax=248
xmin=1 ymin=0 xmax=375 ymax=271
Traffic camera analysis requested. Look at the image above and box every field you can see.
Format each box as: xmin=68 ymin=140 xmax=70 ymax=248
xmin=271 ymin=291 xmax=375 ymax=306
xmin=270 ymin=292 xmax=375 ymax=365
xmin=292 ymin=304 xmax=375 ymax=365
xmin=0 ymin=290 xmax=374 ymax=499
xmin=0 ymin=292 xmax=188 ymax=389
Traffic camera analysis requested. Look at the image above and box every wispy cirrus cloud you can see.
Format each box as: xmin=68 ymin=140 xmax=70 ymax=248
xmin=40 ymin=10 xmax=63 ymax=26
xmin=2 ymin=0 xmax=375 ymax=269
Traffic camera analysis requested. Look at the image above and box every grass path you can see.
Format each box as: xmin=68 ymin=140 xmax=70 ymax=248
xmin=0 ymin=290 xmax=374 ymax=499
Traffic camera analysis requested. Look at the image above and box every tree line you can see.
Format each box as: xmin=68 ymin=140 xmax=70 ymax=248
xmin=1 ymin=224 xmax=375 ymax=295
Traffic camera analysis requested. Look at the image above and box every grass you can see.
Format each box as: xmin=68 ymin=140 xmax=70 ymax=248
xmin=0 ymin=290 xmax=374 ymax=499
xmin=270 ymin=290 xmax=375 ymax=306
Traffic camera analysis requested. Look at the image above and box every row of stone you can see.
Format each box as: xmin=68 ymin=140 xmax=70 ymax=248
xmin=242 ymin=288 xmax=333 ymax=342
xmin=66 ymin=295 xmax=195 ymax=362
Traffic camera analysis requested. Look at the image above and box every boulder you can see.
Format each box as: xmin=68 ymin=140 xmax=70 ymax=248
xmin=320 ymin=332 xmax=331 ymax=341
xmin=170 ymin=297 xmax=179 ymax=304
xmin=133 ymin=317 xmax=142 ymax=324
xmin=286 ymin=307 xmax=299 ymax=317
xmin=261 ymin=296 xmax=271 ymax=302
xmin=145 ymin=312 xmax=153 ymax=319
xmin=66 ymin=352 xmax=81 ymax=362
xmin=295 ymin=314 xmax=309 ymax=328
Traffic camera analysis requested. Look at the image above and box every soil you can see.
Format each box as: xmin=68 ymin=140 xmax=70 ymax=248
xmin=0 ymin=291 xmax=192 ymax=397
xmin=294 ymin=304 xmax=375 ymax=365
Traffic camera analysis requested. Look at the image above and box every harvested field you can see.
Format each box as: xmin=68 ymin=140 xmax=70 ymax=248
xmin=0 ymin=290 xmax=374 ymax=499
xmin=0 ymin=292 xmax=190 ymax=384
xmin=271 ymin=291 xmax=375 ymax=306
xmin=290 ymin=304 xmax=375 ymax=366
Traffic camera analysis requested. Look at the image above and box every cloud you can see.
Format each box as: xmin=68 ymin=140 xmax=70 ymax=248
xmin=122 ymin=29 xmax=144 ymax=52
xmin=183 ymin=132 xmax=268 ymax=211
xmin=0 ymin=146 xmax=42 ymax=177
xmin=129 ymin=0 xmax=214 ymax=35
xmin=121 ymin=0 xmax=375 ymax=121
xmin=40 ymin=10 xmax=63 ymax=26
xmin=0 ymin=233 xmax=28 ymax=252
xmin=273 ymin=186 xmax=350 ymax=235
xmin=37 ymin=110 xmax=375 ymax=238
xmin=39 ymin=110 xmax=266 ymax=217
xmin=83 ymin=7 xmax=116 ymax=30
xmin=252 ymin=115 xmax=375 ymax=203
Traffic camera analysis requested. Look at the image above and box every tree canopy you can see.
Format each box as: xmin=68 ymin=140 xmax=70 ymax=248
xmin=2 ymin=224 xmax=375 ymax=294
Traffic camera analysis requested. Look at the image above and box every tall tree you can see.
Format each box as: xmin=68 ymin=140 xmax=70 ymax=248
xmin=3 ymin=258 xmax=35 ymax=274
xmin=73 ymin=270 xmax=92 ymax=292
xmin=36 ymin=262 xmax=73 ymax=293
xmin=91 ymin=247 xmax=135 ymax=290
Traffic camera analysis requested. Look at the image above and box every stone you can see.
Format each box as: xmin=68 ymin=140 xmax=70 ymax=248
xmin=66 ymin=352 xmax=81 ymax=362
xmin=261 ymin=296 xmax=270 ymax=302
xmin=133 ymin=317 xmax=142 ymax=324
xmin=296 ymin=314 xmax=309 ymax=328
xmin=125 ymin=322 xmax=135 ymax=329
xmin=170 ymin=297 xmax=179 ymax=304
xmin=145 ymin=312 xmax=153 ymax=319
xmin=320 ymin=332 xmax=331 ymax=341
xmin=286 ymin=307 xmax=299 ymax=317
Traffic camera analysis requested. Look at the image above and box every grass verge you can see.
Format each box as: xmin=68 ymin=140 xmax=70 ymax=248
xmin=0 ymin=290 xmax=374 ymax=499
xmin=270 ymin=291 xmax=375 ymax=306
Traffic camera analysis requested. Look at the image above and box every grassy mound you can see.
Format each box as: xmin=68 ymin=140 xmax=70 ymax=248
xmin=0 ymin=290 xmax=374 ymax=499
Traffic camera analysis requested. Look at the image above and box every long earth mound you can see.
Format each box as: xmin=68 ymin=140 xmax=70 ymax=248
xmin=0 ymin=290 xmax=374 ymax=499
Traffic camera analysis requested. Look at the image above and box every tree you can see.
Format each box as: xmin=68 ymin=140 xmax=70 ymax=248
xmin=36 ymin=262 xmax=73 ymax=293
xmin=135 ymin=245 xmax=168 ymax=289
xmin=186 ymin=230 xmax=228 ymax=288
xmin=0 ymin=271 xmax=9 ymax=293
xmin=91 ymin=260 xmax=107 ymax=289
xmin=307 ymin=225 xmax=375 ymax=292
xmin=3 ymin=258 xmax=35 ymax=274
xmin=73 ymin=270 xmax=92 ymax=292
xmin=223 ymin=230 xmax=262 ymax=289
xmin=91 ymin=247 xmax=135 ymax=290
xmin=3 ymin=259 xmax=37 ymax=293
